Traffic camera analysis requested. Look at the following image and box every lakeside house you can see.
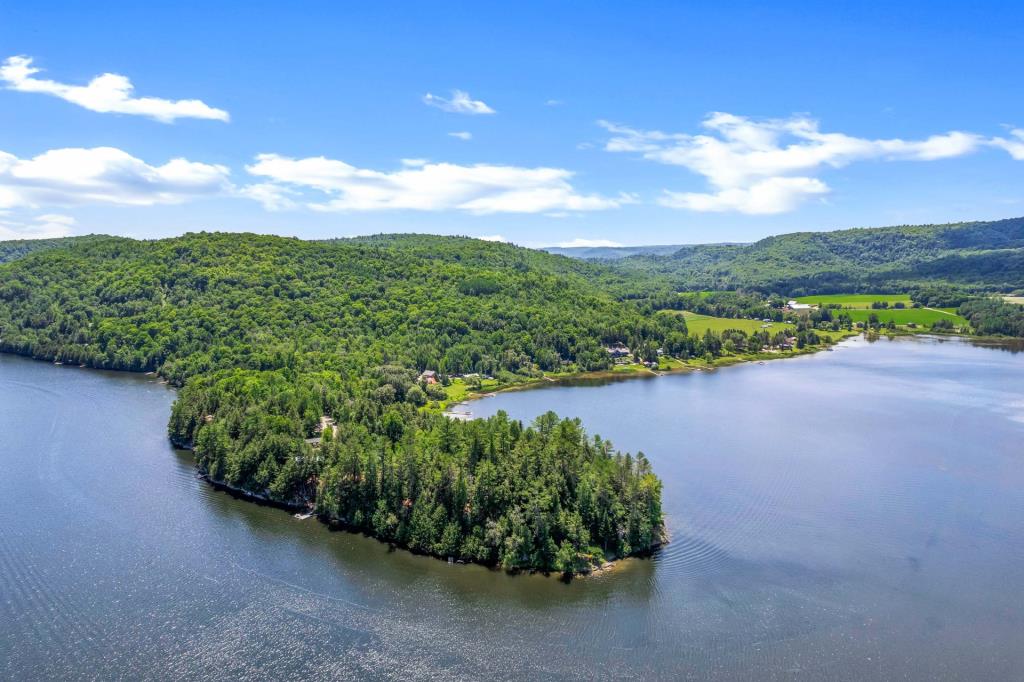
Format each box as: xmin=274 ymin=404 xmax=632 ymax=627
xmin=306 ymin=415 xmax=338 ymax=448
xmin=418 ymin=370 xmax=438 ymax=385
xmin=605 ymin=343 xmax=631 ymax=359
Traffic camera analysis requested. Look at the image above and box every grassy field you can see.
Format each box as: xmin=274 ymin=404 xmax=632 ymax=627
xmin=671 ymin=311 xmax=856 ymax=342
xmin=1003 ymin=296 xmax=1024 ymax=306
xmin=795 ymin=293 xmax=912 ymax=308
xmin=840 ymin=307 xmax=968 ymax=327
xmin=677 ymin=311 xmax=794 ymax=335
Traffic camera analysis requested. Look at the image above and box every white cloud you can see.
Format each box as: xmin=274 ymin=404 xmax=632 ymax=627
xmin=555 ymin=238 xmax=623 ymax=248
xmin=0 ymin=213 xmax=76 ymax=239
xmin=401 ymin=158 xmax=429 ymax=167
xmin=423 ymin=90 xmax=495 ymax=115
xmin=600 ymin=113 xmax=993 ymax=214
xmin=0 ymin=146 xmax=231 ymax=208
xmin=244 ymin=154 xmax=629 ymax=214
xmin=1 ymin=56 xmax=229 ymax=123
xmin=991 ymin=128 xmax=1024 ymax=160
xmin=545 ymin=99 xmax=564 ymax=107
xmin=660 ymin=177 xmax=829 ymax=214
xmin=477 ymin=234 xmax=508 ymax=242
xmin=448 ymin=131 xmax=473 ymax=141
xmin=237 ymin=182 xmax=298 ymax=211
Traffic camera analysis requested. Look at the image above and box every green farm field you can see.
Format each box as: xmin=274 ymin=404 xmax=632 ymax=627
xmin=795 ymin=293 xmax=912 ymax=308
xmin=677 ymin=311 xmax=794 ymax=335
xmin=840 ymin=308 xmax=968 ymax=327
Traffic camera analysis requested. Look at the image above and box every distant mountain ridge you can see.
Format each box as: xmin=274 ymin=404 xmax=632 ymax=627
xmin=541 ymin=244 xmax=690 ymax=259
xmin=605 ymin=217 xmax=1024 ymax=294
xmin=3 ymin=216 xmax=1022 ymax=294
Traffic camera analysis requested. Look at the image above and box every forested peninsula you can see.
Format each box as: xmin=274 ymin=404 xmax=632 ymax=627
xmin=0 ymin=233 xmax=668 ymax=573
xmin=2 ymin=220 xmax=1022 ymax=573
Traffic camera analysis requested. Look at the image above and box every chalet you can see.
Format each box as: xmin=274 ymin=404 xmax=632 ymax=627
xmin=605 ymin=344 xmax=631 ymax=359
xmin=305 ymin=415 xmax=338 ymax=447
xmin=418 ymin=370 xmax=438 ymax=385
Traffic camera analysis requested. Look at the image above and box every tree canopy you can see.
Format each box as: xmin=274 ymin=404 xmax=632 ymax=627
xmin=0 ymin=231 xmax=669 ymax=572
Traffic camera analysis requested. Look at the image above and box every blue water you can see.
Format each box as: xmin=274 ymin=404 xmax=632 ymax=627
xmin=2 ymin=335 xmax=1023 ymax=679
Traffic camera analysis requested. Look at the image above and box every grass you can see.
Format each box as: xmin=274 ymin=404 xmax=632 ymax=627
xmin=675 ymin=311 xmax=795 ymax=335
xmin=1003 ymin=296 xmax=1024 ymax=306
xmin=795 ymin=293 xmax=912 ymax=309
xmin=839 ymin=308 xmax=968 ymax=327
xmin=432 ymin=376 xmax=507 ymax=412
xmin=668 ymin=310 xmax=855 ymax=343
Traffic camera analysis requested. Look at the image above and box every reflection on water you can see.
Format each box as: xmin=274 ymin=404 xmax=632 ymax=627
xmin=2 ymin=335 xmax=1024 ymax=680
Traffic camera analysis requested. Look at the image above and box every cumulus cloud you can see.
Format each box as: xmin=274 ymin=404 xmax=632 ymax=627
xmin=423 ymin=90 xmax=495 ymax=115
xmin=991 ymin=128 xmax=1024 ymax=160
xmin=477 ymin=234 xmax=508 ymax=242
xmin=600 ymin=113 xmax=995 ymax=214
xmin=555 ymin=238 xmax=624 ymax=248
xmin=0 ymin=213 xmax=76 ymax=239
xmin=448 ymin=131 xmax=473 ymax=141
xmin=243 ymin=154 xmax=629 ymax=214
xmin=660 ymin=177 xmax=830 ymax=214
xmin=0 ymin=146 xmax=231 ymax=208
xmin=237 ymin=182 xmax=298 ymax=211
xmin=0 ymin=56 xmax=229 ymax=123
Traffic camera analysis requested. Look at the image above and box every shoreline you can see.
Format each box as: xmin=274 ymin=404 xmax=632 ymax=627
xmin=197 ymin=467 xmax=656 ymax=579
xmin=4 ymin=330 xmax=1014 ymax=580
xmin=442 ymin=331 xmax=863 ymax=419
xmin=441 ymin=330 xmax=1024 ymax=420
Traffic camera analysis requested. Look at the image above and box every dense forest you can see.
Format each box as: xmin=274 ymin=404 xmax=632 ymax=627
xmin=958 ymin=298 xmax=1024 ymax=337
xmin=600 ymin=217 xmax=1024 ymax=294
xmin=0 ymin=232 xmax=671 ymax=572
xmin=0 ymin=235 xmax=99 ymax=264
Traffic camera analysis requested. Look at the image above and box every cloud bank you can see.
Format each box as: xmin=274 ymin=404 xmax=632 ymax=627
xmin=0 ymin=147 xmax=230 ymax=208
xmin=600 ymin=113 xmax=1004 ymax=214
xmin=244 ymin=154 xmax=631 ymax=214
xmin=1 ymin=56 xmax=229 ymax=123
xmin=0 ymin=213 xmax=77 ymax=240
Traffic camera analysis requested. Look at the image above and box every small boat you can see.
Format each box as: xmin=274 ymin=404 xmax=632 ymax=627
xmin=293 ymin=512 xmax=314 ymax=520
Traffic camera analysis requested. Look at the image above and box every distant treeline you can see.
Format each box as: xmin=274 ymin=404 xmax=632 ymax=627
xmin=958 ymin=299 xmax=1024 ymax=337
xmin=604 ymin=217 xmax=1024 ymax=295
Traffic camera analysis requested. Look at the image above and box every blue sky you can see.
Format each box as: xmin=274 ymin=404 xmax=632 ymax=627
xmin=1 ymin=2 xmax=1022 ymax=246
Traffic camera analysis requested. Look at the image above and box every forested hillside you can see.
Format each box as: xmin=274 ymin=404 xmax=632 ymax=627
xmin=0 ymin=232 xmax=668 ymax=573
xmin=607 ymin=217 xmax=1024 ymax=294
xmin=0 ymin=235 xmax=98 ymax=264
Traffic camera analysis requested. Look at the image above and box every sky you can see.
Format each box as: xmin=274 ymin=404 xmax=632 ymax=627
xmin=1 ymin=1 xmax=1022 ymax=246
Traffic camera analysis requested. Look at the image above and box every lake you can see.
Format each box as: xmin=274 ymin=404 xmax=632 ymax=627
xmin=2 ymin=335 xmax=1023 ymax=680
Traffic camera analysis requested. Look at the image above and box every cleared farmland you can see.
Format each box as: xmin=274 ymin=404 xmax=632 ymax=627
xmin=795 ymin=293 xmax=912 ymax=308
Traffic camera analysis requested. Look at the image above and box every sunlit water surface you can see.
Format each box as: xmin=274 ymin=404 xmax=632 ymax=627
xmin=2 ymin=335 xmax=1023 ymax=680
